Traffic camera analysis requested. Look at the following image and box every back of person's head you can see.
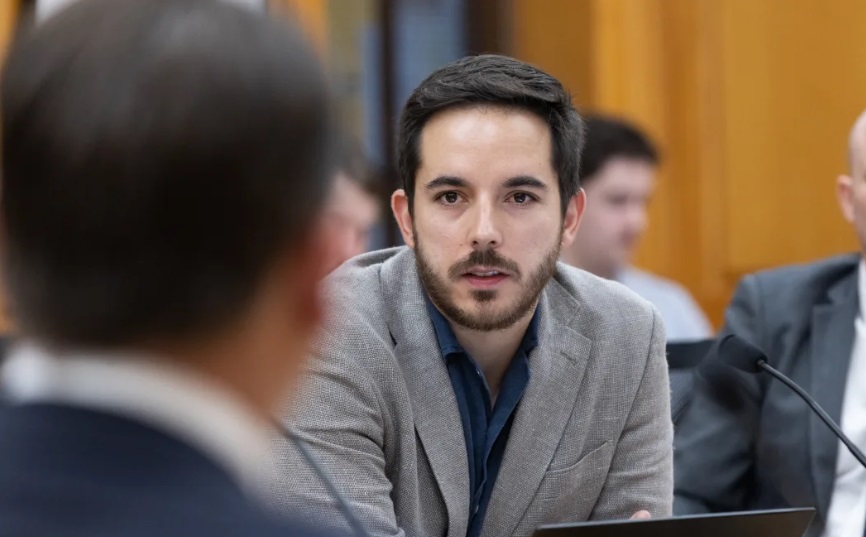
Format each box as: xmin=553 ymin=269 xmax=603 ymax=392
xmin=397 ymin=54 xmax=584 ymax=215
xmin=336 ymin=135 xmax=381 ymax=200
xmin=579 ymin=115 xmax=659 ymax=184
xmin=1 ymin=0 xmax=332 ymax=348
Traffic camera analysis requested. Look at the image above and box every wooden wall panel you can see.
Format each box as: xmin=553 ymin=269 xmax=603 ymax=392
xmin=510 ymin=0 xmax=866 ymax=328
xmin=720 ymin=0 xmax=863 ymax=274
xmin=0 ymin=2 xmax=19 ymax=59
xmin=590 ymin=1 xmax=672 ymax=277
xmin=510 ymin=0 xmax=594 ymax=108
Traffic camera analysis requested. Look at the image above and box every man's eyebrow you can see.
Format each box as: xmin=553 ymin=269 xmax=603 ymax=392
xmin=503 ymin=176 xmax=548 ymax=190
xmin=424 ymin=176 xmax=469 ymax=190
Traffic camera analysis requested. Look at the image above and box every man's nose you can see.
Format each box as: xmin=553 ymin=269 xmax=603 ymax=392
xmin=469 ymin=200 xmax=502 ymax=250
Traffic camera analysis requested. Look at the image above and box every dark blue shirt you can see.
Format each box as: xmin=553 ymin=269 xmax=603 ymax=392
xmin=424 ymin=296 xmax=538 ymax=537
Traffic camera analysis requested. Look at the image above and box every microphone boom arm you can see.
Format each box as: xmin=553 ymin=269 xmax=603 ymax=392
xmin=758 ymin=359 xmax=866 ymax=468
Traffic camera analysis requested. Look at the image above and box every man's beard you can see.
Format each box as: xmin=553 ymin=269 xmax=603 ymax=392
xmin=415 ymin=239 xmax=560 ymax=332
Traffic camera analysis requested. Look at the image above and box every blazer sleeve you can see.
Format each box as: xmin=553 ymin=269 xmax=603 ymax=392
xmin=590 ymin=307 xmax=674 ymax=519
xmin=266 ymin=332 xmax=405 ymax=537
xmin=673 ymin=274 xmax=766 ymax=514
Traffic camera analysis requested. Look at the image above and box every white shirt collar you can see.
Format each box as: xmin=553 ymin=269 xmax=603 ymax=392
xmin=1 ymin=343 xmax=273 ymax=493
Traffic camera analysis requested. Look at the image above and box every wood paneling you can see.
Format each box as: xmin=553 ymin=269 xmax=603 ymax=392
xmin=720 ymin=0 xmax=863 ymax=274
xmin=510 ymin=0 xmax=866 ymax=328
xmin=510 ymin=0 xmax=594 ymax=108
xmin=0 ymin=1 xmax=19 ymax=59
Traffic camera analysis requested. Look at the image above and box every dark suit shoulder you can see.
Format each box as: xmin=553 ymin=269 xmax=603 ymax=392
xmin=0 ymin=405 xmax=339 ymax=537
xmin=0 ymin=503 xmax=336 ymax=537
xmin=720 ymin=253 xmax=859 ymax=369
xmin=746 ymin=253 xmax=859 ymax=305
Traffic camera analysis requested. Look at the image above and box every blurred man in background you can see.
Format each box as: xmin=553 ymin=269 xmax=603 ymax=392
xmin=674 ymin=109 xmax=866 ymax=537
xmin=561 ymin=115 xmax=712 ymax=341
xmin=324 ymin=138 xmax=382 ymax=272
xmin=0 ymin=1 xmax=337 ymax=536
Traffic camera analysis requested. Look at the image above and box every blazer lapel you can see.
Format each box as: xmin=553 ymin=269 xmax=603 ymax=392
xmin=482 ymin=281 xmax=591 ymax=537
xmin=809 ymin=270 xmax=858 ymax=519
xmin=382 ymin=249 xmax=470 ymax=537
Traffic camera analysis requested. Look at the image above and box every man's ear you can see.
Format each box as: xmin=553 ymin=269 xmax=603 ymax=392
xmin=391 ymin=189 xmax=416 ymax=248
xmin=838 ymin=174 xmax=855 ymax=223
xmin=560 ymin=188 xmax=586 ymax=248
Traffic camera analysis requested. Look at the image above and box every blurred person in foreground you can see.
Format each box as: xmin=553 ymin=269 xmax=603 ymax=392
xmin=560 ymin=116 xmax=712 ymax=342
xmin=268 ymin=54 xmax=672 ymax=537
xmin=324 ymin=138 xmax=382 ymax=272
xmin=674 ymin=109 xmax=866 ymax=537
xmin=0 ymin=1 xmax=338 ymax=536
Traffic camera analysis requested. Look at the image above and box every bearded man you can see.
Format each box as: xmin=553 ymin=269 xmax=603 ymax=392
xmin=268 ymin=54 xmax=673 ymax=537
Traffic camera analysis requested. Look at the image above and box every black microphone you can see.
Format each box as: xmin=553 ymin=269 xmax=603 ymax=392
xmin=273 ymin=421 xmax=372 ymax=537
xmin=717 ymin=334 xmax=866 ymax=469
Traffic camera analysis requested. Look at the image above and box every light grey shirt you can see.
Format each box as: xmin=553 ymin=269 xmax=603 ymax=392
xmin=618 ymin=266 xmax=712 ymax=342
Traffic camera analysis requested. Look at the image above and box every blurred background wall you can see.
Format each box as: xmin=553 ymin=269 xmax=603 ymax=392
xmin=1 ymin=0 xmax=864 ymax=329
xmin=513 ymin=0 xmax=865 ymax=327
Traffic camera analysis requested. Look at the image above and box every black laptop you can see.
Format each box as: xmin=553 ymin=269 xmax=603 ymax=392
xmin=534 ymin=508 xmax=815 ymax=537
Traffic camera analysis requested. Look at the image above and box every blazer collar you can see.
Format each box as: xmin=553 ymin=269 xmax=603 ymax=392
xmin=381 ymin=248 xmax=592 ymax=537
xmin=482 ymin=275 xmax=592 ymax=537
xmin=383 ymin=248 xmax=470 ymax=537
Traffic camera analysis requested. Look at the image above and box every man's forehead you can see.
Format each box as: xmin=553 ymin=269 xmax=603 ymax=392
xmin=419 ymin=105 xmax=551 ymax=147
xmin=422 ymin=174 xmax=551 ymax=189
xmin=587 ymin=158 xmax=655 ymax=185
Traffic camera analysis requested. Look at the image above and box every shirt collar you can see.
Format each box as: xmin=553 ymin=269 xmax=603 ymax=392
xmin=423 ymin=292 xmax=541 ymax=359
xmin=1 ymin=343 xmax=273 ymax=494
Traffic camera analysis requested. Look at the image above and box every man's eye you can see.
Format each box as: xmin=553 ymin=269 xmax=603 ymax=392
xmin=511 ymin=192 xmax=535 ymax=204
xmin=441 ymin=192 xmax=459 ymax=204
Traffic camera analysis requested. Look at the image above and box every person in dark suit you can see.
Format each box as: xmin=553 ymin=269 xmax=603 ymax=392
xmin=674 ymin=110 xmax=866 ymax=537
xmin=0 ymin=1 xmax=338 ymax=536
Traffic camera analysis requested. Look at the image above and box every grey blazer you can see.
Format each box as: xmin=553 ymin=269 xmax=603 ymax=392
xmin=269 ymin=247 xmax=673 ymax=537
xmin=674 ymin=253 xmax=861 ymax=537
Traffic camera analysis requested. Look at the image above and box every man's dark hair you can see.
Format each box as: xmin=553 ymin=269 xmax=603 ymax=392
xmin=336 ymin=134 xmax=383 ymax=200
xmin=1 ymin=0 xmax=332 ymax=347
xmin=579 ymin=115 xmax=659 ymax=184
xmin=397 ymin=54 xmax=584 ymax=215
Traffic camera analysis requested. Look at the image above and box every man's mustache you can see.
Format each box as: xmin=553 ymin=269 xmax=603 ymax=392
xmin=448 ymin=249 xmax=522 ymax=280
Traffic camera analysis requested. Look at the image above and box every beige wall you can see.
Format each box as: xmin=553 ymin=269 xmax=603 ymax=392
xmin=511 ymin=0 xmax=864 ymax=327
